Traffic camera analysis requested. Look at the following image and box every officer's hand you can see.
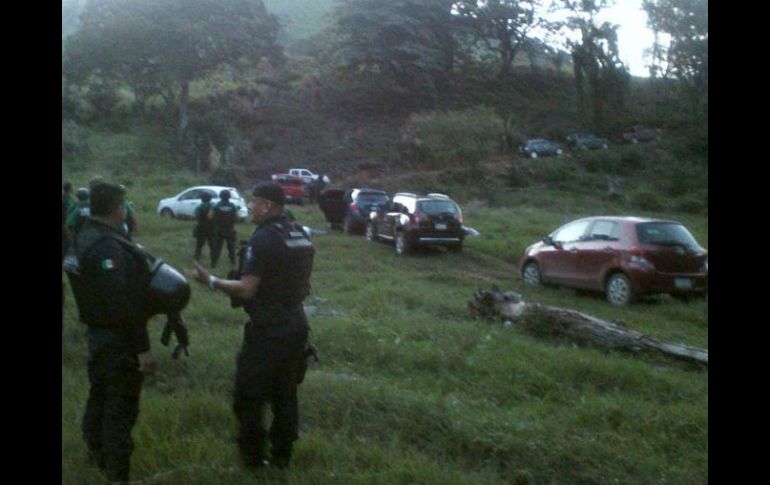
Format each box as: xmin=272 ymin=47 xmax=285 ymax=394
xmin=137 ymin=351 xmax=157 ymax=375
xmin=189 ymin=261 xmax=210 ymax=285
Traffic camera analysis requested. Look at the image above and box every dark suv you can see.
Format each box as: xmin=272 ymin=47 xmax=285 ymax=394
xmin=366 ymin=192 xmax=465 ymax=255
xmin=342 ymin=188 xmax=390 ymax=234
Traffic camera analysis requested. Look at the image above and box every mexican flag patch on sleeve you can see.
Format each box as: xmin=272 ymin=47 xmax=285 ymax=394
xmin=102 ymin=259 xmax=116 ymax=270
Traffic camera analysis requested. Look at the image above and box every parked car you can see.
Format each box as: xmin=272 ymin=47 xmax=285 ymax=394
xmin=272 ymin=174 xmax=306 ymax=204
xmin=565 ymin=133 xmax=609 ymax=150
xmin=156 ymin=186 xmax=248 ymax=221
xmin=366 ymin=192 xmax=465 ymax=255
xmin=286 ymin=168 xmax=331 ymax=185
xmin=622 ymin=125 xmax=662 ymax=144
xmin=518 ymin=139 xmax=563 ymax=158
xmin=518 ymin=216 xmax=708 ymax=306
xmin=341 ymin=188 xmax=390 ymax=234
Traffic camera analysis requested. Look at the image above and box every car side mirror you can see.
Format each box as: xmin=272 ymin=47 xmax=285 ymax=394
xmin=543 ymin=235 xmax=554 ymax=246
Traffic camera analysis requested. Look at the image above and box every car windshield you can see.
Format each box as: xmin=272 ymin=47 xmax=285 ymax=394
xmin=418 ymin=200 xmax=459 ymax=215
xmin=356 ymin=192 xmax=389 ymax=204
xmin=636 ymin=223 xmax=700 ymax=249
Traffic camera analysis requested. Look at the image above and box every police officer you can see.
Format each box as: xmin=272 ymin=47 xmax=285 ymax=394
xmin=190 ymin=182 xmax=314 ymax=470
xmin=65 ymin=182 xmax=156 ymax=483
xmin=66 ymin=187 xmax=91 ymax=237
xmin=193 ymin=191 xmax=215 ymax=263
xmin=63 ymin=184 xmax=73 ymax=326
xmin=123 ymin=199 xmax=138 ymax=240
xmin=209 ymin=189 xmax=240 ymax=267
xmin=63 ymin=181 xmax=75 ymax=214
xmin=90 ymin=176 xmax=137 ymax=240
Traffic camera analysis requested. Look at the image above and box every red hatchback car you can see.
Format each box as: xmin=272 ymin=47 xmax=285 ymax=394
xmin=518 ymin=216 xmax=708 ymax=306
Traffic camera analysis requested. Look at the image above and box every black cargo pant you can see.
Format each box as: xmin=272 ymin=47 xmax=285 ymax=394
xmin=211 ymin=229 xmax=237 ymax=267
xmin=194 ymin=229 xmax=214 ymax=264
xmin=82 ymin=329 xmax=144 ymax=482
xmin=233 ymin=318 xmax=308 ymax=468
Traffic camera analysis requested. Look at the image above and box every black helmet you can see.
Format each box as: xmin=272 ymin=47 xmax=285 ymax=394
xmin=76 ymin=187 xmax=89 ymax=201
xmin=219 ymin=189 xmax=231 ymax=200
xmin=146 ymin=259 xmax=191 ymax=316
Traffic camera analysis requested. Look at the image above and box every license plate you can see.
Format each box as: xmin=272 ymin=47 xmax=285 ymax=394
xmin=435 ymin=223 xmax=447 ymax=230
xmin=674 ymin=278 xmax=692 ymax=289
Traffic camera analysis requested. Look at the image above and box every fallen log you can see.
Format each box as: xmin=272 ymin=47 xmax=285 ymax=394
xmin=468 ymin=287 xmax=707 ymax=367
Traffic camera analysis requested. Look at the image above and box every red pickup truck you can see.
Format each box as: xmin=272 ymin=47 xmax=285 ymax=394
xmin=272 ymin=174 xmax=306 ymax=204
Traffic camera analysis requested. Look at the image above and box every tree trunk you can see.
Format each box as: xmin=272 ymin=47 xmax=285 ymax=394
xmin=177 ymin=80 xmax=190 ymax=146
xmin=468 ymin=288 xmax=707 ymax=367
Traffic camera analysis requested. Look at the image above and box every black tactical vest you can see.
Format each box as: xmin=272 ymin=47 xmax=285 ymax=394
xmin=243 ymin=218 xmax=315 ymax=319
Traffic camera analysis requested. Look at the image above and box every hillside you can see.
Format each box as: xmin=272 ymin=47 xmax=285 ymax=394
xmin=62 ymin=122 xmax=707 ymax=483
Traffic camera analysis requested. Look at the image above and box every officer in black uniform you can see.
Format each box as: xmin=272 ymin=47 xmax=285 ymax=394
xmin=190 ymin=182 xmax=314 ymax=471
xmin=64 ymin=182 xmax=156 ymax=483
xmin=209 ymin=189 xmax=239 ymax=267
xmin=193 ymin=191 xmax=215 ymax=263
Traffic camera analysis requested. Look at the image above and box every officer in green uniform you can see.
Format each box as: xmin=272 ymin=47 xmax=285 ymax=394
xmin=63 ymin=184 xmax=73 ymax=325
xmin=190 ymin=182 xmax=315 ymax=470
xmin=209 ymin=189 xmax=240 ymax=267
xmin=64 ymin=182 xmax=156 ymax=483
xmin=123 ymin=200 xmax=137 ymax=240
xmin=63 ymin=181 xmax=75 ymax=214
xmin=193 ymin=191 xmax=215 ymax=263
xmin=66 ymin=187 xmax=91 ymax=236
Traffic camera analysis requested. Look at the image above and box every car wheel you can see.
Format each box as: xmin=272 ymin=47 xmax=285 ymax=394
xmin=522 ymin=262 xmax=542 ymax=286
xmin=160 ymin=208 xmax=174 ymax=218
xmin=530 ymin=152 xmax=538 ymax=159
xmin=365 ymin=222 xmax=378 ymax=242
xmin=395 ymin=232 xmax=411 ymax=256
xmin=606 ymin=273 xmax=634 ymax=306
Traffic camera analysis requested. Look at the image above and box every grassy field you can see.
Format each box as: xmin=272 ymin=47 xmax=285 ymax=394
xmin=62 ymin=136 xmax=707 ymax=483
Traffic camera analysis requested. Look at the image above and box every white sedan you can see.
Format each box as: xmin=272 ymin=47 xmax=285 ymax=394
xmin=156 ymin=185 xmax=249 ymax=221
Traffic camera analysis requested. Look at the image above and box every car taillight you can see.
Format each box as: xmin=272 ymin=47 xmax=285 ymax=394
xmin=458 ymin=209 xmax=464 ymax=224
xmin=411 ymin=211 xmax=425 ymax=224
xmin=350 ymin=203 xmax=358 ymax=212
xmin=628 ymin=246 xmax=651 ymax=266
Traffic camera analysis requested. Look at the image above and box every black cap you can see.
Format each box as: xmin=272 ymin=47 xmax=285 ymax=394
xmin=91 ymin=182 xmax=126 ymax=216
xmin=219 ymin=189 xmax=231 ymax=200
xmin=76 ymin=187 xmax=89 ymax=201
xmin=252 ymin=182 xmax=285 ymax=206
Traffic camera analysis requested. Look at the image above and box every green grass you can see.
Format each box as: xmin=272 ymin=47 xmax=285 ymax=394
xmin=62 ymin=127 xmax=707 ymax=484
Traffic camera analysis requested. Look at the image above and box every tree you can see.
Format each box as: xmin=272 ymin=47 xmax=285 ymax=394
xmin=331 ymin=0 xmax=464 ymax=111
xmin=454 ymin=0 xmax=542 ymax=77
xmin=62 ymin=0 xmax=282 ymax=144
xmin=642 ymin=0 xmax=707 ymax=116
xmin=556 ymin=0 xmax=630 ymax=130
